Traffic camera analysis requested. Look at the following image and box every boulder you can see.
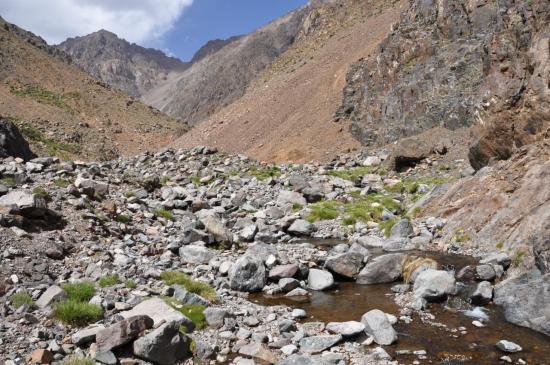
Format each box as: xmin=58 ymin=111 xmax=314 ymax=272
xmin=277 ymin=191 xmax=306 ymax=208
xmin=496 ymin=340 xmax=522 ymax=353
xmin=269 ymin=264 xmax=299 ymax=280
xmin=307 ymin=269 xmax=334 ymax=291
xmin=133 ymin=320 xmax=192 ymax=364
xmin=200 ymin=214 xmax=233 ymax=246
xmin=413 ymin=269 xmax=456 ymax=301
xmin=71 ymin=325 xmax=105 ymax=346
xmin=288 ymin=219 xmax=315 ymax=236
xmin=120 ymin=298 xmax=195 ymax=332
xmin=96 ymin=315 xmax=153 ymax=352
xmin=74 ymin=176 xmax=109 ymax=198
xmin=298 ymin=334 xmax=342 ymax=354
xmin=361 ymin=309 xmax=398 ymax=345
xmin=27 ymin=349 xmax=53 ymax=364
xmin=356 ymin=253 xmax=405 ymax=284
xmin=238 ymin=342 xmax=277 ymax=364
xmin=179 ymin=245 xmax=215 ymax=264
xmin=36 ymin=285 xmax=66 ymax=308
xmin=172 ymin=286 xmax=210 ymax=306
xmin=470 ymin=281 xmax=493 ymax=305
xmin=0 ymin=119 xmax=36 ymax=160
xmin=279 ymin=278 xmax=300 ymax=292
xmin=324 ymin=252 xmax=364 ymax=278
xmin=0 ymin=191 xmax=47 ymax=217
xmin=203 ymin=308 xmax=231 ymax=329
xmin=493 ymin=271 xmax=550 ymax=336
xmin=326 ymin=321 xmax=365 ymax=337
xmin=229 ymin=255 xmax=266 ymax=292
xmin=390 ymin=219 xmax=413 ymax=238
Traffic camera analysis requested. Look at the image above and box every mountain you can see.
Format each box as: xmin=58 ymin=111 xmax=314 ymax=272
xmin=58 ymin=30 xmax=189 ymax=98
xmin=190 ymin=36 xmax=242 ymax=63
xmin=0 ymin=17 xmax=185 ymax=161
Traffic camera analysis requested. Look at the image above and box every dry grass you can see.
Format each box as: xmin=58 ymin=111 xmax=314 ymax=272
xmin=402 ymin=256 xmax=437 ymax=283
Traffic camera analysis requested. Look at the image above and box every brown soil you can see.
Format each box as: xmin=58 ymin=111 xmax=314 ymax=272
xmin=173 ymin=0 xmax=407 ymax=163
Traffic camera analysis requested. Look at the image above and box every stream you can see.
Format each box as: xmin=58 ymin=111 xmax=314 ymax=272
xmin=251 ymin=247 xmax=550 ymax=365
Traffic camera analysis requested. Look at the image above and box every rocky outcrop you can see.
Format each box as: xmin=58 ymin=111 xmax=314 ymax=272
xmin=0 ymin=119 xmax=36 ymax=161
xmin=337 ymin=0 xmax=549 ymax=170
xmin=58 ymin=30 xmax=189 ymax=98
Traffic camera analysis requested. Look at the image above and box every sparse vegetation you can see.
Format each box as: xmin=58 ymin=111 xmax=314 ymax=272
xmin=62 ymin=282 xmax=96 ymax=302
xmin=19 ymin=124 xmax=81 ymax=160
xmin=32 ymin=186 xmax=50 ymax=200
xmin=125 ymin=280 xmax=137 ymax=289
xmin=306 ymin=200 xmax=340 ymax=222
xmin=453 ymin=228 xmax=471 ymax=243
xmin=53 ymin=178 xmax=71 ymax=188
xmin=10 ymin=290 xmax=35 ymax=309
xmin=162 ymin=296 xmax=207 ymax=330
xmin=98 ymin=274 xmax=121 ymax=288
xmin=53 ymin=300 xmax=103 ymax=326
xmin=160 ymin=176 xmax=171 ymax=185
xmin=248 ymin=166 xmax=281 ymax=181
xmin=9 ymin=84 xmax=72 ymax=111
xmin=155 ymin=208 xmax=175 ymax=221
xmin=292 ymin=203 xmax=304 ymax=211
xmin=496 ymin=242 xmax=504 ymax=250
xmin=379 ymin=218 xmax=398 ymax=238
xmin=190 ymin=176 xmax=201 ymax=186
xmin=114 ymin=214 xmax=132 ymax=223
xmin=329 ymin=166 xmax=385 ymax=182
xmin=60 ymin=356 xmax=95 ymax=365
xmin=160 ymin=271 xmax=217 ymax=302
xmin=0 ymin=176 xmax=16 ymax=186
xmin=514 ymin=250 xmax=527 ymax=268
xmin=386 ymin=176 xmax=453 ymax=194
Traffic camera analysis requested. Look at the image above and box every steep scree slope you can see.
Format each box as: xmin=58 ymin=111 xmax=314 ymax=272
xmin=0 ymin=17 xmax=185 ymax=161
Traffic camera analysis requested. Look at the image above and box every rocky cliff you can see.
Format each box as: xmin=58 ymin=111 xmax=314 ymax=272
xmin=58 ymin=30 xmax=189 ymax=98
xmin=337 ymin=0 xmax=549 ymax=170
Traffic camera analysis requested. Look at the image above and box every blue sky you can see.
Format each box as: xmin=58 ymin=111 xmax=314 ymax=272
xmin=164 ymin=0 xmax=308 ymax=61
xmin=0 ymin=0 xmax=309 ymax=62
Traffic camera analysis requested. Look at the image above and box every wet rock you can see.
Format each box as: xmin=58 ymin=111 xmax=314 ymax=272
xmin=298 ymin=334 xmax=342 ymax=354
xmin=471 ymin=281 xmax=493 ymax=305
xmin=279 ymin=278 xmax=300 ymax=292
xmin=36 ymin=285 xmax=66 ymax=308
xmin=229 ymin=255 xmax=266 ymax=292
xmin=269 ymin=264 xmax=299 ymax=280
xmin=133 ymin=320 xmax=192 ymax=364
xmin=288 ymin=219 xmax=315 ymax=236
xmin=325 ymin=252 xmax=364 ymax=278
xmin=120 ymin=298 xmax=195 ymax=332
xmin=413 ymin=269 xmax=455 ymax=301
xmin=356 ymin=253 xmax=405 ymax=284
xmin=96 ymin=315 xmax=154 ymax=352
xmin=496 ymin=340 xmax=522 ymax=353
xmin=494 ymin=271 xmax=550 ymax=336
xmin=361 ymin=309 xmax=398 ymax=345
xmin=326 ymin=321 xmax=365 ymax=337
xmin=238 ymin=342 xmax=277 ymax=364
xmin=179 ymin=245 xmax=215 ymax=264
xmin=307 ymin=269 xmax=334 ymax=291
xmin=286 ymin=288 xmax=310 ymax=297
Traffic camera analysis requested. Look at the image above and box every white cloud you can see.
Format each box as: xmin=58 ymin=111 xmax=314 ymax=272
xmin=0 ymin=0 xmax=192 ymax=45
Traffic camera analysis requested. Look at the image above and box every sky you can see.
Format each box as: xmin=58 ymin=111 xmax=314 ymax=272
xmin=0 ymin=0 xmax=308 ymax=61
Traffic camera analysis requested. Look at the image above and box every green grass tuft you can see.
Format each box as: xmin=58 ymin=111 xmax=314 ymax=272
xmin=292 ymin=203 xmax=304 ymax=212
xmin=54 ymin=300 xmax=103 ymax=326
xmin=162 ymin=296 xmax=207 ymax=330
xmin=160 ymin=271 xmax=216 ymax=302
xmin=306 ymin=200 xmax=340 ymax=222
xmin=248 ymin=166 xmax=281 ymax=181
xmin=62 ymin=282 xmax=96 ymax=302
xmin=53 ymin=178 xmax=71 ymax=188
xmin=98 ymin=274 xmax=121 ymax=288
xmin=155 ymin=208 xmax=175 ymax=221
xmin=125 ymin=280 xmax=137 ymax=289
xmin=114 ymin=214 xmax=132 ymax=223
xmin=453 ymin=228 xmax=471 ymax=243
xmin=10 ymin=290 xmax=35 ymax=309
xmin=0 ymin=176 xmax=15 ymax=186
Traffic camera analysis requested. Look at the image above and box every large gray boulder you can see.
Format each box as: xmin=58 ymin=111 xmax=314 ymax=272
xmin=0 ymin=119 xmax=36 ymax=160
xmin=288 ymin=219 xmax=315 ymax=236
xmin=0 ymin=191 xmax=47 ymax=217
xmin=277 ymin=191 xmax=306 ymax=208
xmin=298 ymin=334 xmax=342 ymax=353
xmin=307 ymin=269 xmax=334 ymax=291
xmin=494 ymin=271 xmax=550 ymax=336
xmin=356 ymin=253 xmax=405 ymax=284
xmin=96 ymin=315 xmax=154 ymax=352
xmin=325 ymin=252 xmax=365 ymax=278
xmin=413 ymin=269 xmax=456 ymax=301
xmin=326 ymin=321 xmax=365 ymax=337
xmin=120 ymin=298 xmax=195 ymax=332
xmin=229 ymin=255 xmax=266 ymax=292
xmin=179 ymin=245 xmax=215 ymax=264
xmin=361 ymin=309 xmax=398 ymax=345
xmin=133 ymin=320 xmax=192 ymax=364
xmin=390 ymin=219 xmax=414 ymax=238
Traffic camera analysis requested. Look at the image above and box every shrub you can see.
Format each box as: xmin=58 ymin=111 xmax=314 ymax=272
xmin=10 ymin=290 xmax=35 ymax=309
xmin=54 ymin=300 xmax=103 ymax=326
xmin=98 ymin=274 xmax=120 ymax=288
xmin=63 ymin=282 xmax=96 ymax=302
xmin=155 ymin=208 xmax=174 ymax=221
xmin=160 ymin=271 xmax=216 ymax=302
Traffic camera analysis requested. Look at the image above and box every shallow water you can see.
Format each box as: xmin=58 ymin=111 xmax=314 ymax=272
xmin=251 ymin=250 xmax=550 ymax=365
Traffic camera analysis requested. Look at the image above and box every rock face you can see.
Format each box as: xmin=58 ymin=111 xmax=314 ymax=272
xmin=337 ymin=0 xmax=550 ymax=166
xmin=356 ymin=253 xmax=405 ymax=284
xmin=58 ymin=30 xmax=189 ymax=98
xmin=132 ymin=320 xmax=191 ymax=364
xmin=229 ymin=255 xmax=266 ymax=292
xmin=494 ymin=271 xmax=550 ymax=336
xmin=361 ymin=309 xmax=398 ymax=345
xmin=413 ymin=269 xmax=456 ymax=301
xmin=0 ymin=119 xmax=36 ymax=160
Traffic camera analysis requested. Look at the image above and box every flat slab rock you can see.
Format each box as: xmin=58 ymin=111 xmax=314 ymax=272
xmin=326 ymin=321 xmax=365 ymax=337
xmin=120 ymin=298 xmax=195 ymax=332
xmin=298 ymin=334 xmax=342 ymax=353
